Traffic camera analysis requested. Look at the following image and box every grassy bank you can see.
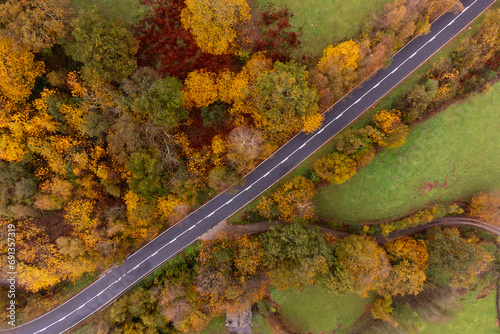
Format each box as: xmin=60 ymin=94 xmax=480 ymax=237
xmin=425 ymin=284 xmax=498 ymax=333
xmin=271 ymin=284 xmax=373 ymax=332
xmin=315 ymin=81 xmax=500 ymax=223
xmin=255 ymin=0 xmax=392 ymax=59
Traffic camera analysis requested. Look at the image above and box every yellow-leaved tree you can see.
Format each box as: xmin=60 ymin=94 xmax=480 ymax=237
xmin=317 ymin=40 xmax=361 ymax=99
xmin=183 ymin=69 xmax=218 ymax=109
xmin=181 ymin=0 xmax=251 ymax=55
xmin=0 ymin=37 xmax=45 ymax=103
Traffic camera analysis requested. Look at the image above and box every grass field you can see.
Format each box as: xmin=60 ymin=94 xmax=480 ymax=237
xmin=255 ymin=0 xmax=392 ymax=59
xmin=70 ymin=0 xmax=143 ymax=24
xmin=271 ymin=284 xmax=373 ymax=332
xmin=424 ymin=284 xmax=498 ymax=334
xmin=315 ymin=81 xmax=500 ymax=223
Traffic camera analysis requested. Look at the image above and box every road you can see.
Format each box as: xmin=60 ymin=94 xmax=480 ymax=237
xmin=3 ymin=0 xmax=496 ymax=332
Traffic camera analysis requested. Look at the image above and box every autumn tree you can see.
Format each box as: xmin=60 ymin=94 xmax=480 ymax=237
xmin=181 ymin=0 xmax=251 ymax=55
xmin=395 ymin=79 xmax=438 ymax=123
xmin=0 ymin=0 xmax=73 ymax=52
xmin=260 ymin=223 xmax=329 ymax=290
xmin=183 ymin=69 xmax=218 ymax=109
xmin=317 ymin=40 xmax=361 ymax=100
xmin=380 ymin=237 xmax=428 ymax=298
xmin=254 ymin=61 xmax=320 ymax=142
xmin=252 ymin=7 xmax=301 ymax=62
xmin=126 ymin=150 xmax=169 ymax=201
xmin=257 ymin=176 xmax=316 ymax=223
xmin=0 ymin=37 xmax=45 ymax=103
xmin=134 ymin=0 xmax=234 ymax=80
xmin=66 ymin=6 xmax=138 ymax=85
xmin=371 ymin=109 xmax=408 ymax=148
xmin=122 ymin=66 xmax=159 ymax=99
xmin=424 ymin=227 xmax=493 ymax=288
xmin=452 ymin=9 xmax=500 ymax=72
xmin=370 ymin=297 xmax=397 ymax=327
xmin=195 ymin=236 xmax=266 ymax=316
xmin=330 ymin=235 xmax=390 ymax=297
xmin=469 ymin=190 xmax=500 ymax=225
xmin=4 ymin=219 xmax=96 ymax=292
xmin=135 ymin=76 xmax=187 ymax=128
xmin=335 ymin=128 xmax=372 ymax=155
xmin=313 ymin=152 xmax=357 ymax=184
xmin=107 ymin=112 xmax=145 ymax=166
xmin=227 ymin=126 xmax=263 ymax=174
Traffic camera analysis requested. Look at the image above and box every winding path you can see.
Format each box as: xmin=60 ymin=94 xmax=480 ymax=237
xmin=211 ymin=217 xmax=500 ymax=242
xmin=2 ymin=0 xmax=497 ymax=333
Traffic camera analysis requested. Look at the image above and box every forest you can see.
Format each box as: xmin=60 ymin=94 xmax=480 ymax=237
xmin=0 ymin=0 xmax=500 ymax=332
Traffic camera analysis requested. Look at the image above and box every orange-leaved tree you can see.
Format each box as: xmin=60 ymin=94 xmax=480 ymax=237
xmin=469 ymin=190 xmax=500 ymax=225
xmin=332 ymin=235 xmax=390 ymax=297
xmin=257 ymin=175 xmax=316 ymax=223
xmin=380 ymin=236 xmax=428 ymax=298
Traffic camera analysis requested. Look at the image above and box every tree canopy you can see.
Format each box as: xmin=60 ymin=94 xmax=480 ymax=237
xmin=135 ymin=77 xmax=186 ymax=128
xmin=0 ymin=37 xmax=45 ymax=103
xmin=254 ymin=61 xmax=320 ymax=142
xmin=181 ymin=0 xmax=251 ymax=55
xmin=0 ymin=0 xmax=73 ymax=52
xmin=66 ymin=7 xmax=138 ymax=85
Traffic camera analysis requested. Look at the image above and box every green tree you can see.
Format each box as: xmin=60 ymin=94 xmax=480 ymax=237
xmin=135 ymin=77 xmax=187 ymax=128
xmin=66 ymin=6 xmax=138 ymax=85
xmin=335 ymin=128 xmax=372 ymax=155
xmin=201 ymin=101 xmax=227 ymax=127
xmin=259 ymin=223 xmax=329 ymax=290
xmin=108 ymin=287 xmax=165 ymax=332
xmin=424 ymin=227 xmax=493 ymax=288
xmin=395 ymin=79 xmax=438 ymax=123
xmin=126 ymin=150 xmax=168 ymax=201
xmin=0 ymin=0 xmax=73 ymax=52
xmin=255 ymin=61 xmax=319 ymax=142
xmin=207 ymin=166 xmax=238 ymax=192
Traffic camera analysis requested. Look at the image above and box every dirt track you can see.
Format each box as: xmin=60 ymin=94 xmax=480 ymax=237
xmin=203 ymin=217 xmax=500 ymax=243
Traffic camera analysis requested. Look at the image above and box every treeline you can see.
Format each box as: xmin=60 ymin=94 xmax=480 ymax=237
xmin=72 ymin=223 xmax=493 ymax=333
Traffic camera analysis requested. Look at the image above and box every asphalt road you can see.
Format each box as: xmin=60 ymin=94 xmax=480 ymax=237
xmin=3 ymin=0 xmax=496 ymax=332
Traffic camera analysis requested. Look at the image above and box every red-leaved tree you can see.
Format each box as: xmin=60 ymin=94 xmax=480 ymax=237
xmin=133 ymin=0 xmax=235 ymax=79
xmin=253 ymin=7 xmax=300 ymax=63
